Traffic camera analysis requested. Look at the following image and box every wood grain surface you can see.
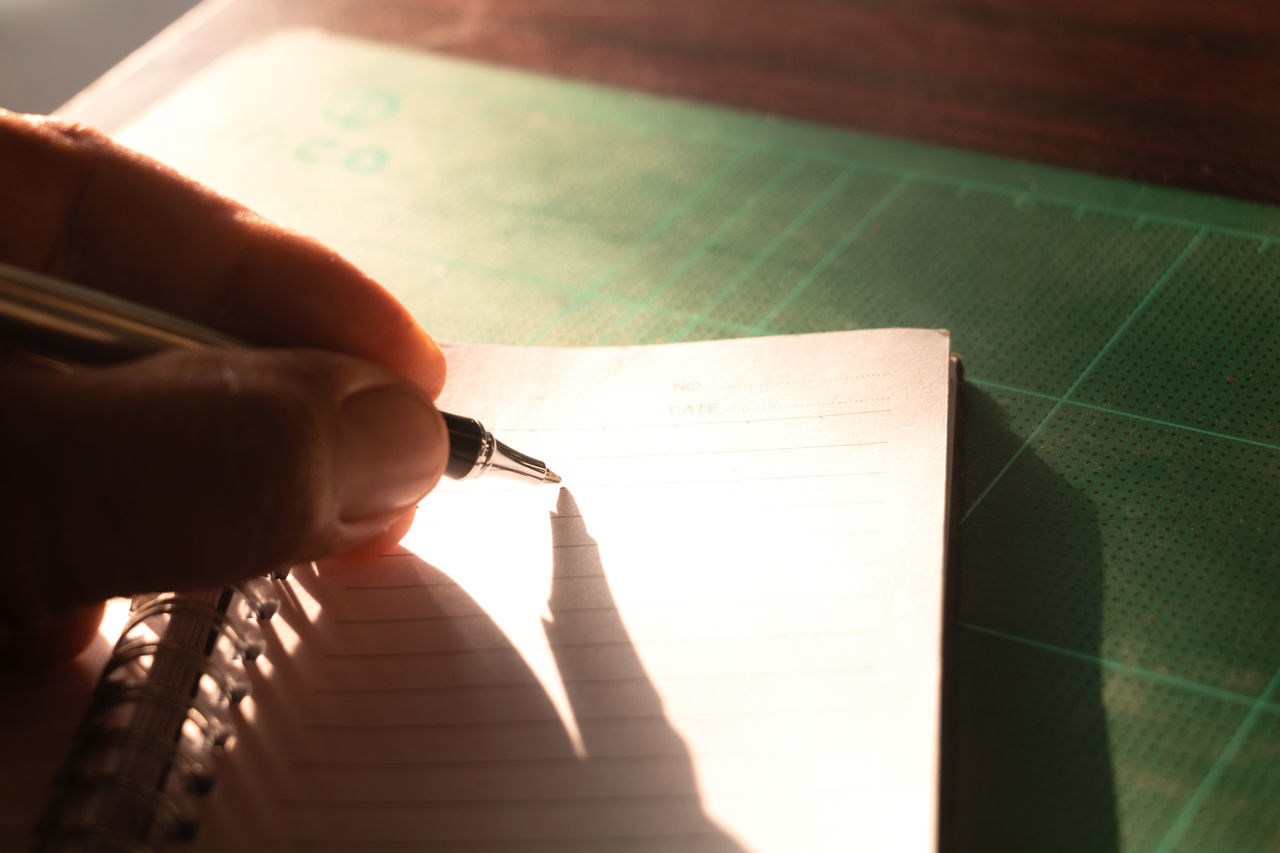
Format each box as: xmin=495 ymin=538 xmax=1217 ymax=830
xmin=68 ymin=0 xmax=1280 ymax=204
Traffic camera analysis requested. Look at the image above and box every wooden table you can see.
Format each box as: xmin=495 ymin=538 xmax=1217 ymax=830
xmin=67 ymin=0 xmax=1280 ymax=206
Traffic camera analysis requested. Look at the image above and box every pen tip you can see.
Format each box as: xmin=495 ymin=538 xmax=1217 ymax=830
xmin=543 ymin=470 xmax=563 ymax=484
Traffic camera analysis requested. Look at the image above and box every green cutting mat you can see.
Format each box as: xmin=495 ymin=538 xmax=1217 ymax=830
xmin=116 ymin=30 xmax=1280 ymax=852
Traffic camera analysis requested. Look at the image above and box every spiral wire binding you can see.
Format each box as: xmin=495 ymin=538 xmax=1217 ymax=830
xmin=34 ymin=572 xmax=289 ymax=851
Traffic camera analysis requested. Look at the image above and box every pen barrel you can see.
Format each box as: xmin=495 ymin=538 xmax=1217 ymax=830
xmin=0 ymin=261 xmax=242 ymax=365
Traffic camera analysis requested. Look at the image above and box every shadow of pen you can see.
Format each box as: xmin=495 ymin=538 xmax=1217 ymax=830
xmin=544 ymin=488 xmax=747 ymax=852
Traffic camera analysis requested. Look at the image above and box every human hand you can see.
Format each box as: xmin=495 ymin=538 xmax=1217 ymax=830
xmin=0 ymin=111 xmax=449 ymax=662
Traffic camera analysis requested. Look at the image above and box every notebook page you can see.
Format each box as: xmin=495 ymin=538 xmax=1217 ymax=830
xmin=191 ymin=329 xmax=952 ymax=852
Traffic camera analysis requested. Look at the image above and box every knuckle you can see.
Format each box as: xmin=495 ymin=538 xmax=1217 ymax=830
xmin=29 ymin=115 xmax=113 ymax=152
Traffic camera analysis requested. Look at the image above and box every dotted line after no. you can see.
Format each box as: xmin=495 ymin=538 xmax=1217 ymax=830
xmin=721 ymin=373 xmax=890 ymax=391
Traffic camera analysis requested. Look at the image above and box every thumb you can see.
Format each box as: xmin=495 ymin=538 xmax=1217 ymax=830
xmin=0 ymin=347 xmax=448 ymax=624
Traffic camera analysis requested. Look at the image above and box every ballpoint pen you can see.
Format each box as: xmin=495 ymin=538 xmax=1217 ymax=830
xmin=0 ymin=259 xmax=560 ymax=485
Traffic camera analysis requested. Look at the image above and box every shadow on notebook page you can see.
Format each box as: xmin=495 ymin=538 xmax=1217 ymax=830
xmin=543 ymin=488 xmax=748 ymax=852
xmin=198 ymin=489 xmax=747 ymax=852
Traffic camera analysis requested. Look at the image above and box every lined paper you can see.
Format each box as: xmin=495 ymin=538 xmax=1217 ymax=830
xmin=191 ymin=329 xmax=953 ymax=852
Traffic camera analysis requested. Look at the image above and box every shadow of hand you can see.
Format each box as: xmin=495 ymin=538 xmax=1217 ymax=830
xmin=945 ymin=385 xmax=1117 ymax=852
xmin=240 ymin=489 xmax=746 ymax=851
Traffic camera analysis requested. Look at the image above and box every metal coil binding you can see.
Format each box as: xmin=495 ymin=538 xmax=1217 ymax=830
xmin=34 ymin=574 xmax=287 ymax=851
xmin=90 ymin=682 xmax=232 ymax=750
xmin=121 ymin=596 xmax=263 ymax=662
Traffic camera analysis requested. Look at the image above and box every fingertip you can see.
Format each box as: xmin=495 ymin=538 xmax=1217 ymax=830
xmin=334 ymin=379 xmax=447 ymax=523
xmin=334 ymin=508 xmax=418 ymax=560
xmin=385 ymin=506 xmax=418 ymax=543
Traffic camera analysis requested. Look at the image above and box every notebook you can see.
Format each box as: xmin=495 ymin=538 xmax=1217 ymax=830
xmin=24 ymin=328 xmax=957 ymax=851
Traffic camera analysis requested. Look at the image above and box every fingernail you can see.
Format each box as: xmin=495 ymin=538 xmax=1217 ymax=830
xmin=336 ymin=384 xmax=443 ymax=522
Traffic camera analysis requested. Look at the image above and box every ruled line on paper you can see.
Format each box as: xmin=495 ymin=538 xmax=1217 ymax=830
xmin=344 ymin=556 xmax=884 ymax=588
xmin=310 ymin=665 xmax=876 ymax=695
xmin=285 ymin=739 xmax=866 ymax=767
xmin=271 ymin=796 xmax=715 ymax=808
xmin=416 ymin=472 xmax=890 ymax=503
xmin=493 ymin=407 xmax=891 ymax=432
xmin=356 ymin=550 xmax=881 ymax=585
xmin=553 ymin=439 xmax=889 ymax=461
xmin=300 ymin=705 xmax=869 ymax=732
xmin=441 ymin=470 xmax=889 ymax=492
xmin=288 ymin=754 xmax=747 ymax=770
xmin=274 ymin=789 xmax=849 ymax=807
xmin=288 ymin=753 xmax=762 ymax=770
xmin=399 ymin=498 xmax=886 ymax=517
xmin=343 ymin=535 xmax=880 ymax=573
xmin=260 ymin=832 xmax=737 ymax=848
xmin=303 ymin=667 xmax=874 ymax=695
xmin=318 ymin=628 xmax=873 ymax=658
xmin=330 ymin=589 xmax=885 ymax=624
xmin=534 ymin=528 xmax=885 ymax=543
xmin=524 ymin=499 xmax=888 ymax=517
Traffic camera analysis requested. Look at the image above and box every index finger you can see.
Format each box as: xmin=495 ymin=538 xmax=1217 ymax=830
xmin=0 ymin=110 xmax=444 ymax=396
